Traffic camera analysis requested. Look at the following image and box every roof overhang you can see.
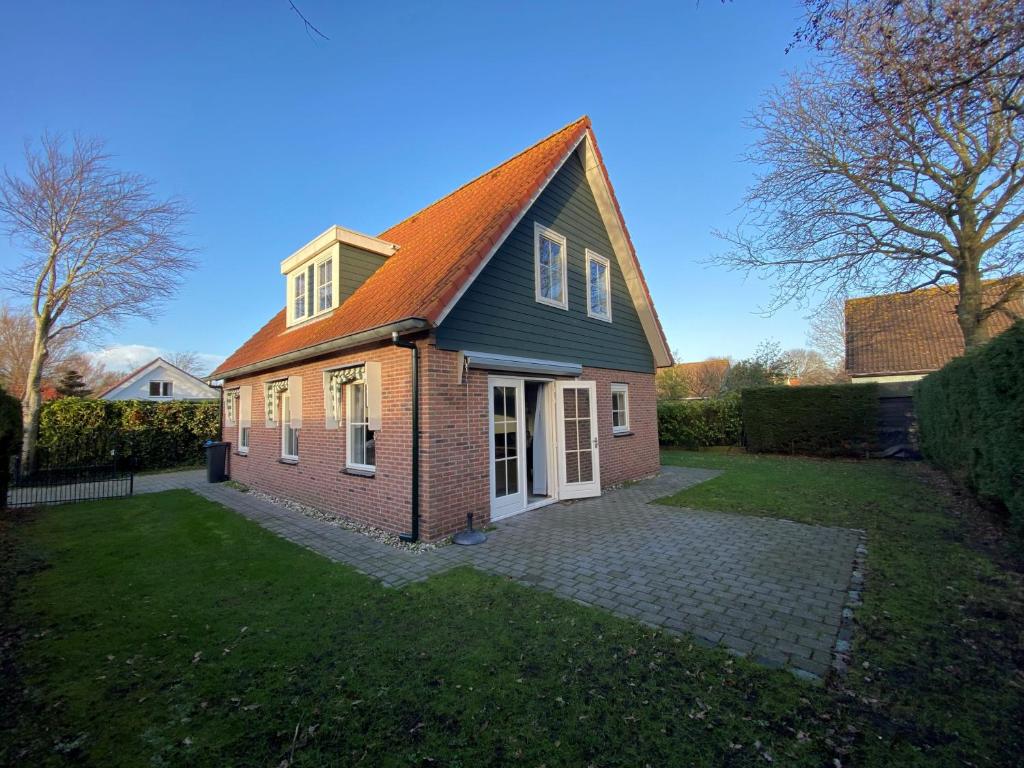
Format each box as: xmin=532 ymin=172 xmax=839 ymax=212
xmin=460 ymin=350 xmax=583 ymax=377
xmin=215 ymin=318 xmax=429 ymax=380
xmin=280 ymin=225 xmax=399 ymax=274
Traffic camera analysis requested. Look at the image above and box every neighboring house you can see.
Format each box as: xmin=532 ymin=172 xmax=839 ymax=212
xmin=845 ymin=281 xmax=1023 ymax=384
xmin=99 ymin=357 xmax=220 ymax=401
xmin=212 ymin=117 xmax=672 ymax=542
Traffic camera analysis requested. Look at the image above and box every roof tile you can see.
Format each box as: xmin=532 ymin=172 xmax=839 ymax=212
xmin=213 ymin=117 xmax=591 ymax=377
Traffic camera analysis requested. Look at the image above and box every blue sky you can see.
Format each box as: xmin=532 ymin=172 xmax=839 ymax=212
xmin=0 ymin=0 xmax=818 ymax=373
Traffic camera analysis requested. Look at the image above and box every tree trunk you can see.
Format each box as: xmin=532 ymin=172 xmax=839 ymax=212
xmin=20 ymin=316 xmax=49 ymax=473
xmin=956 ymin=260 xmax=987 ymax=351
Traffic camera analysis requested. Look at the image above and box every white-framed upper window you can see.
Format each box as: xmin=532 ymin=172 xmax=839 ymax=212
xmin=586 ymin=249 xmax=612 ymax=322
xmin=317 ymin=256 xmax=333 ymax=313
xmin=149 ymin=380 xmax=172 ymax=398
xmin=611 ymin=383 xmax=630 ymax=434
xmin=534 ymin=222 xmax=568 ymax=310
xmin=293 ymin=270 xmax=307 ymax=320
xmin=281 ymin=392 xmax=299 ymax=461
xmin=346 ymin=381 xmax=376 ymax=471
xmin=290 ymin=257 xmax=335 ymax=324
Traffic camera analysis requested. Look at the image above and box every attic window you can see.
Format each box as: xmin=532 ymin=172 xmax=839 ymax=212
xmin=291 ymin=257 xmax=334 ymax=324
xmin=534 ymin=223 xmax=568 ymax=310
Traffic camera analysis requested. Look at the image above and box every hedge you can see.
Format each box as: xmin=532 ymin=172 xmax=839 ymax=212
xmin=657 ymin=395 xmax=742 ymax=449
xmin=741 ymin=384 xmax=879 ymax=457
xmin=916 ymin=320 xmax=1024 ymax=535
xmin=37 ymin=398 xmax=220 ymax=470
xmin=0 ymin=386 xmax=21 ymax=507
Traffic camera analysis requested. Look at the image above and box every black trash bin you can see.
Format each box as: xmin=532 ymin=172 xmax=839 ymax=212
xmin=204 ymin=441 xmax=230 ymax=483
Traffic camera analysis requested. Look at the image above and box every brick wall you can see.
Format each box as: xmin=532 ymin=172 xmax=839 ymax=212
xmin=221 ymin=340 xmax=660 ymax=542
xmin=221 ymin=342 xmax=415 ymax=537
xmin=582 ymin=365 xmax=661 ymax=487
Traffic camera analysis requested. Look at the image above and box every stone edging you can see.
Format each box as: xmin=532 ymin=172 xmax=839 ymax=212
xmin=832 ymin=531 xmax=868 ymax=677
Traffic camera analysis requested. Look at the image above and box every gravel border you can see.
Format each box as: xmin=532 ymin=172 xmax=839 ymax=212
xmin=244 ymin=489 xmax=449 ymax=553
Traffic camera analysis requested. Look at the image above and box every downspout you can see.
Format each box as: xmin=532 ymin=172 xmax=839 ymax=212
xmin=392 ymin=332 xmax=419 ymax=542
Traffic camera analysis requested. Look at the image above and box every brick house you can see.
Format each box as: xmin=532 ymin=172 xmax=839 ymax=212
xmin=211 ymin=117 xmax=672 ymax=541
xmin=845 ymin=280 xmax=1023 ymax=384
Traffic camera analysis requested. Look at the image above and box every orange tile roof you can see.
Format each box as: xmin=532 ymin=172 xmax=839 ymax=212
xmin=213 ymin=117 xmax=598 ymax=377
xmin=844 ymin=280 xmax=1024 ymax=376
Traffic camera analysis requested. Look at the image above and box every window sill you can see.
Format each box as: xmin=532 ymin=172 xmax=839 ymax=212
xmin=343 ymin=467 xmax=376 ymax=478
xmin=612 ymin=430 xmax=634 ymax=437
xmin=233 ymin=451 xmax=249 ymax=457
xmin=278 ymin=457 xmax=299 ymax=465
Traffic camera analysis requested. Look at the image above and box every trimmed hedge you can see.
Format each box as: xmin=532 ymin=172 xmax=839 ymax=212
xmin=0 ymin=386 xmax=21 ymax=507
xmin=657 ymin=395 xmax=742 ymax=449
xmin=37 ymin=398 xmax=220 ymax=470
xmin=916 ymin=320 xmax=1024 ymax=535
xmin=741 ymin=384 xmax=879 ymax=457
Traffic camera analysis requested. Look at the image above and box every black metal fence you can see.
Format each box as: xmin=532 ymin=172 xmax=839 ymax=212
xmin=6 ymin=452 xmax=134 ymax=508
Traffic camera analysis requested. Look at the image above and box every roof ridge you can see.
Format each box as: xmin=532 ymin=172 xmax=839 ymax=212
xmin=379 ymin=116 xmax=590 ymax=237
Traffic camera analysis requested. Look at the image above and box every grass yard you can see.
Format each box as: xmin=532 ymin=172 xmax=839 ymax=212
xmin=661 ymin=449 xmax=1024 ymax=766
xmin=1 ymin=451 xmax=1021 ymax=766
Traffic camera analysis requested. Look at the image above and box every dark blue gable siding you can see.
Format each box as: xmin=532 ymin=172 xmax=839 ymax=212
xmin=434 ymin=152 xmax=655 ymax=373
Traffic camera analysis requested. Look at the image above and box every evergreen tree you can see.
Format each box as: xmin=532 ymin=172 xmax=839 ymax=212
xmin=56 ymin=369 xmax=91 ymax=398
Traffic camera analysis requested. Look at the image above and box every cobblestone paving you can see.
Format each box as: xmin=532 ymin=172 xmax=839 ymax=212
xmin=135 ymin=467 xmax=862 ymax=679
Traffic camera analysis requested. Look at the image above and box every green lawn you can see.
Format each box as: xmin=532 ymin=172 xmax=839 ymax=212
xmin=1 ymin=452 xmax=1021 ymax=766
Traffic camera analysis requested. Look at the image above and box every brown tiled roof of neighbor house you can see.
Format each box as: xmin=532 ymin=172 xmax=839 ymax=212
xmin=844 ymin=281 xmax=1024 ymax=377
xmin=212 ymin=117 xmax=669 ymax=378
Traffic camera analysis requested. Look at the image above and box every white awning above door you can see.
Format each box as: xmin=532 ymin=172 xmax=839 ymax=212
xmin=459 ymin=350 xmax=582 ymax=379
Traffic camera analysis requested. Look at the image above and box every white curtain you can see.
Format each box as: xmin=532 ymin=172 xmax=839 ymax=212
xmin=532 ymin=388 xmax=547 ymax=496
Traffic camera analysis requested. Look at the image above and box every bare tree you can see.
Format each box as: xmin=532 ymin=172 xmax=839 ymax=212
xmin=718 ymin=0 xmax=1024 ymax=351
xmin=0 ymin=134 xmax=193 ymax=469
xmin=792 ymin=0 xmax=1024 ymax=117
xmin=781 ymin=348 xmax=839 ymax=385
xmin=0 ymin=302 xmax=77 ymax=399
xmin=805 ymin=296 xmax=847 ymax=369
xmin=166 ymin=350 xmax=204 ymax=376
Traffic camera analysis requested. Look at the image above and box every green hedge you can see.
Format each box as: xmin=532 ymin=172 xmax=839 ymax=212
xmin=37 ymin=399 xmax=220 ymax=470
xmin=741 ymin=384 xmax=879 ymax=457
xmin=657 ymin=395 xmax=742 ymax=449
xmin=0 ymin=386 xmax=21 ymax=506
xmin=916 ymin=320 xmax=1024 ymax=534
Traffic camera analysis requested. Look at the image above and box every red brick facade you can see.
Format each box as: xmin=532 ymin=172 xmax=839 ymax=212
xmin=221 ymin=337 xmax=660 ymax=541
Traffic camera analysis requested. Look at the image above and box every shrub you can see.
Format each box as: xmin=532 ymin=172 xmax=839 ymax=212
xmin=658 ymin=395 xmax=742 ymax=449
xmin=37 ymin=398 xmax=220 ymax=470
xmin=916 ymin=320 xmax=1024 ymax=535
xmin=0 ymin=386 xmax=21 ymax=507
xmin=741 ymin=384 xmax=879 ymax=457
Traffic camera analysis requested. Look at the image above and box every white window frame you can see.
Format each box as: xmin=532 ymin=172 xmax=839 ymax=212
xmin=534 ymin=222 xmax=568 ymax=310
xmin=585 ymin=249 xmax=612 ymax=322
xmin=611 ymin=383 xmax=630 ymax=434
xmin=293 ymin=271 xmax=307 ymax=321
xmin=239 ymin=425 xmax=250 ymax=454
xmin=280 ymin=391 xmax=299 ymax=461
xmin=316 ymin=255 xmax=334 ymax=313
xmin=346 ymin=381 xmax=376 ymax=471
xmin=149 ymin=380 xmax=172 ymax=398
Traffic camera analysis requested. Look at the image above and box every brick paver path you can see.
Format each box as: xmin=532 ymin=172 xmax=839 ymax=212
xmin=135 ymin=467 xmax=861 ymax=679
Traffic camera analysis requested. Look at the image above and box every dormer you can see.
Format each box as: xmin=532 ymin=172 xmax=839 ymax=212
xmin=281 ymin=226 xmax=399 ymax=328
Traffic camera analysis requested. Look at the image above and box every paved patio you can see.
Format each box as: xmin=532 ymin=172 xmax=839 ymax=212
xmin=136 ymin=466 xmax=861 ymax=679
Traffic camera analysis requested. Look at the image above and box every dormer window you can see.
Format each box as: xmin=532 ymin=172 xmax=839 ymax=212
xmin=317 ymin=257 xmax=333 ymax=312
xmin=293 ymin=270 xmax=307 ymax=320
xmin=281 ymin=226 xmax=399 ymax=328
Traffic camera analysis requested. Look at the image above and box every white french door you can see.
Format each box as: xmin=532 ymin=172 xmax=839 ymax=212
xmin=489 ymin=377 xmax=526 ymax=519
xmin=555 ymin=381 xmax=601 ymax=499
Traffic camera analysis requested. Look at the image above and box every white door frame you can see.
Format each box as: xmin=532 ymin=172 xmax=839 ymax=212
xmin=489 ymin=377 xmax=527 ymax=520
xmin=554 ymin=380 xmax=602 ymax=499
xmin=488 ymin=376 xmax=560 ymax=520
